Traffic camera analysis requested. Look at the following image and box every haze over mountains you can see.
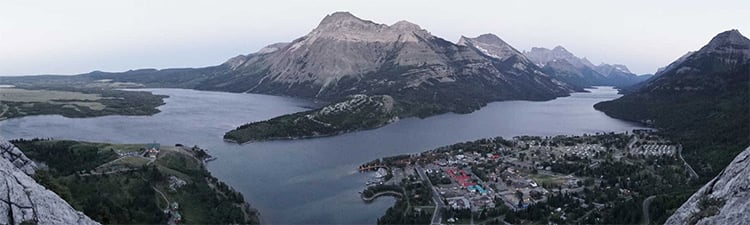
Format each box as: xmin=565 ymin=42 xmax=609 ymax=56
xmin=523 ymin=46 xmax=650 ymax=89
xmin=3 ymin=12 xmax=654 ymax=118
xmin=0 ymin=12 xmax=579 ymax=117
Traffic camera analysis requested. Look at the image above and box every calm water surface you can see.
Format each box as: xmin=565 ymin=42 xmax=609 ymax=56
xmin=0 ymin=86 xmax=643 ymax=224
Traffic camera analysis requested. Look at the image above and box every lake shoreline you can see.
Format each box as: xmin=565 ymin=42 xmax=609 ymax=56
xmin=0 ymin=86 xmax=644 ymax=224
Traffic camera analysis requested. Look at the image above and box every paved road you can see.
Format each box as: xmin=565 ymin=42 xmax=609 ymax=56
xmin=361 ymin=190 xmax=403 ymax=201
xmin=642 ymin=195 xmax=656 ymax=225
xmin=627 ymin=136 xmax=639 ymax=151
xmin=416 ymin=166 xmax=444 ymax=225
xmin=677 ymin=145 xmax=699 ymax=179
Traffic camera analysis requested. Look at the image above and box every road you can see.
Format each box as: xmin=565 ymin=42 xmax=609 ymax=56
xmin=627 ymin=135 xmax=639 ymax=151
xmin=416 ymin=166 xmax=444 ymax=225
xmin=153 ymin=186 xmax=170 ymax=211
xmin=642 ymin=195 xmax=656 ymax=225
xmin=361 ymin=190 xmax=403 ymax=201
xmin=677 ymin=144 xmax=699 ymax=179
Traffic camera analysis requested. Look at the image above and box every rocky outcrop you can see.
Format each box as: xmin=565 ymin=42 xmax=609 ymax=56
xmin=0 ymin=141 xmax=36 ymax=175
xmin=666 ymin=146 xmax=750 ymax=225
xmin=0 ymin=139 xmax=99 ymax=225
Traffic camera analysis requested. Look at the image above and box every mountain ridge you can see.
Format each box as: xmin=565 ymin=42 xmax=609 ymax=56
xmin=13 ymin=12 xmax=575 ymax=118
xmin=523 ymin=45 xmax=643 ymax=88
xmin=595 ymin=29 xmax=750 ymax=177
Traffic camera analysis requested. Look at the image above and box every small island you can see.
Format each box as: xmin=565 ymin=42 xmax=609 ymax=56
xmin=224 ymin=94 xmax=399 ymax=143
xmin=10 ymin=138 xmax=260 ymax=224
xmin=359 ymin=130 xmax=695 ymax=224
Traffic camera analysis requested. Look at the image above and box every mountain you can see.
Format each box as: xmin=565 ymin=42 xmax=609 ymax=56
xmin=665 ymin=145 xmax=750 ymax=225
xmin=457 ymin=33 xmax=527 ymax=61
xmin=595 ymin=29 xmax=750 ymax=178
xmin=54 ymin=12 xmax=573 ymax=117
xmin=523 ymin=46 xmax=643 ymax=88
xmin=0 ymin=139 xmax=99 ymax=225
xmin=456 ymin=34 xmax=572 ymax=90
xmin=525 ymin=46 xmax=597 ymax=69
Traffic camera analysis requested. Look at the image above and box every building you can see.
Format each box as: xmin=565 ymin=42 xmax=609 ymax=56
xmin=144 ymin=142 xmax=160 ymax=158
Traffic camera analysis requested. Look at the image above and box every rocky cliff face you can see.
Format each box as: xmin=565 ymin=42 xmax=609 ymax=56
xmin=666 ymin=146 xmax=750 ymax=225
xmin=0 ymin=139 xmax=98 ymax=225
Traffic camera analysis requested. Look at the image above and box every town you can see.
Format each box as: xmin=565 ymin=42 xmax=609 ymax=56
xmin=360 ymin=130 xmax=692 ymax=224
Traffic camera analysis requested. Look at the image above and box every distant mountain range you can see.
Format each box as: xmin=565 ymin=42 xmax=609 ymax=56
xmin=3 ymin=11 xmax=650 ymax=118
xmin=51 ymin=12 xmax=582 ymax=117
xmin=523 ymin=46 xmax=651 ymax=89
xmin=1 ymin=11 xmax=660 ymax=142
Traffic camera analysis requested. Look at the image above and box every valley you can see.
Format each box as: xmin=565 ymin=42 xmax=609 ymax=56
xmin=0 ymin=6 xmax=747 ymax=225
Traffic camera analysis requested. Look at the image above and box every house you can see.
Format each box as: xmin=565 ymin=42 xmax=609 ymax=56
xmin=144 ymin=142 xmax=160 ymax=158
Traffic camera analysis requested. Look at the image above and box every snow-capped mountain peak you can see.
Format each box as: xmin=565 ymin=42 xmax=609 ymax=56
xmin=458 ymin=33 xmax=523 ymax=61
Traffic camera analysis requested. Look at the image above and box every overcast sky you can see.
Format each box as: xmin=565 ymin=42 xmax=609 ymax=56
xmin=1 ymin=0 xmax=748 ymax=76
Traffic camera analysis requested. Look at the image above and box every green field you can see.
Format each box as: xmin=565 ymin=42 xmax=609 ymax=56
xmin=0 ymin=88 xmax=102 ymax=102
xmin=0 ymin=86 xmax=165 ymax=120
xmin=528 ymin=174 xmax=566 ymax=187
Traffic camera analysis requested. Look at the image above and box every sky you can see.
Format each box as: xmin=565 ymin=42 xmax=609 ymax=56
xmin=1 ymin=0 xmax=748 ymax=76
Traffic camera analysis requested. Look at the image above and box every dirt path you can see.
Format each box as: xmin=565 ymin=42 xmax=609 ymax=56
xmin=153 ymin=186 xmax=170 ymax=211
xmin=677 ymin=145 xmax=699 ymax=179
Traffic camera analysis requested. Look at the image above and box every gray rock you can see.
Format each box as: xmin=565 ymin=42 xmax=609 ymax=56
xmin=0 ymin=140 xmax=36 ymax=175
xmin=0 ymin=139 xmax=99 ymax=225
xmin=666 ymin=146 xmax=750 ymax=225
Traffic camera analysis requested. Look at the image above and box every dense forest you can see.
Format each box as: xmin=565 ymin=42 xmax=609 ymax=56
xmin=224 ymin=95 xmax=398 ymax=143
xmin=11 ymin=139 xmax=259 ymax=224
xmin=595 ymin=85 xmax=749 ymax=181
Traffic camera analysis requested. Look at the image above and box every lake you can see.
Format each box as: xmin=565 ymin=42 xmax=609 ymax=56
xmin=0 ymin=86 xmax=643 ymax=224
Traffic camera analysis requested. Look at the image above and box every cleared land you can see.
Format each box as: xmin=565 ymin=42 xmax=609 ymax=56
xmin=0 ymin=86 xmax=165 ymax=120
xmin=0 ymin=88 xmax=102 ymax=102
